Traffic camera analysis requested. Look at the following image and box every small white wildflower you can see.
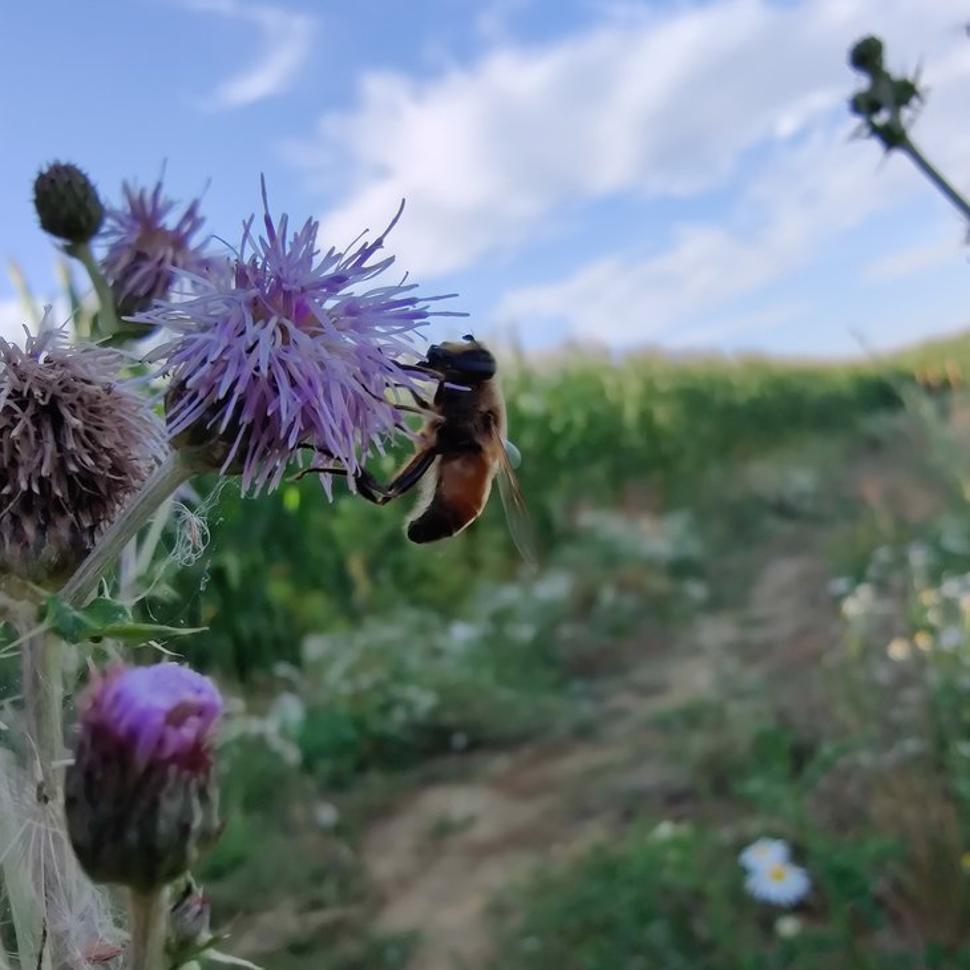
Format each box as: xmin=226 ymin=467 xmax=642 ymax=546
xmin=683 ymin=579 xmax=709 ymax=603
xmin=649 ymin=820 xmax=688 ymax=842
xmin=508 ymin=622 xmax=537 ymax=643
xmin=940 ymin=626 xmax=964 ymax=651
xmin=908 ymin=542 xmax=931 ymax=569
xmin=774 ymin=914 xmax=803 ymax=938
xmin=739 ymin=838 xmax=790 ymax=871
xmin=914 ymin=631 xmax=934 ymax=653
xmin=447 ymin=621 xmax=482 ymax=646
xmin=745 ymin=861 xmax=811 ymax=907
xmin=313 ymin=801 xmax=340 ymax=830
xmin=532 ymin=572 xmax=573 ymax=602
xmin=268 ymin=691 xmax=305 ymax=735
xmin=941 ymin=577 xmax=967 ymax=600
xmin=887 ymin=637 xmax=912 ymax=662
xmin=841 ymin=583 xmax=876 ymax=620
xmin=827 ymin=576 xmax=853 ymax=598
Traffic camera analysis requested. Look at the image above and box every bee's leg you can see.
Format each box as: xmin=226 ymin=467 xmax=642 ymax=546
xmin=379 ymin=448 xmax=437 ymax=502
xmin=353 ymin=378 xmax=430 ymax=416
xmin=287 ymin=464 xmax=388 ymax=505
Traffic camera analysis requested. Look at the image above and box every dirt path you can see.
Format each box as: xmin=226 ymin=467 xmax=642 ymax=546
xmin=357 ymin=419 xmax=956 ymax=970
xmin=360 ymin=612 xmax=742 ymax=970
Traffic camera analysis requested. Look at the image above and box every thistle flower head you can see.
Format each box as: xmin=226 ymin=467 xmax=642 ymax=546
xmin=0 ymin=325 xmax=166 ymax=583
xmin=136 ymin=179 xmax=461 ymax=495
xmin=65 ymin=663 xmax=223 ymax=892
xmin=101 ymin=179 xmax=210 ymax=316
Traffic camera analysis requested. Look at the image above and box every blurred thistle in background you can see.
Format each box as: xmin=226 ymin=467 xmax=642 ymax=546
xmin=100 ymin=179 xmax=211 ymax=320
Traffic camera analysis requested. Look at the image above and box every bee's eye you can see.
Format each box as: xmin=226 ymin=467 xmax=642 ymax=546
xmin=452 ymin=349 xmax=496 ymax=379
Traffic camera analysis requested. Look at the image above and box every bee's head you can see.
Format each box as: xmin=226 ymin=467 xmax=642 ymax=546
xmin=424 ymin=336 xmax=496 ymax=382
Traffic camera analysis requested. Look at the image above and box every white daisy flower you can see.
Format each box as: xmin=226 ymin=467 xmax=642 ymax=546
xmin=745 ymin=860 xmax=811 ymax=907
xmin=738 ymin=837 xmax=790 ymax=872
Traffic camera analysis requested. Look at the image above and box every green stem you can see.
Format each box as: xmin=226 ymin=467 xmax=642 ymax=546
xmin=60 ymin=452 xmax=193 ymax=606
xmin=127 ymin=889 xmax=167 ymax=970
xmin=65 ymin=240 xmax=122 ymax=338
xmin=901 ymin=138 xmax=970 ymax=225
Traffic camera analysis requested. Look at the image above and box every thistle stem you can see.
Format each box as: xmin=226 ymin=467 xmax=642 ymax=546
xmin=60 ymin=452 xmax=193 ymax=606
xmin=65 ymin=241 xmax=123 ymax=339
xmin=901 ymin=137 xmax=970 ymax=225
xmin=127 ymin=889 xmax=167 ymax=970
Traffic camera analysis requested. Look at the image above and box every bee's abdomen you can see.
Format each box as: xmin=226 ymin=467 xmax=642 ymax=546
xmin=406 ymin=453 xmax=493 ymax=543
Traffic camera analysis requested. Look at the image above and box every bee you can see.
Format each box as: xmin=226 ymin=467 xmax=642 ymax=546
xmin=303 ymin=336 xmax=536 ymax=563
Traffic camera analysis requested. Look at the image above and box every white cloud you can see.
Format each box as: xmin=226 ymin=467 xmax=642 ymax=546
xmin=182 ymin=0 xmax=315 ymax=109
xmin=290 ymin=0 xmax=968 ymax=281
xmin=863 ymin=235 xmax=967 ymax=283
xmin=492 ymin=5 xmax=970 ymax=344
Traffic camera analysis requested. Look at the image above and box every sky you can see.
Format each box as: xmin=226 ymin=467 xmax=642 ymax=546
xmin=3 ymin=0 xmax=970 ymax=358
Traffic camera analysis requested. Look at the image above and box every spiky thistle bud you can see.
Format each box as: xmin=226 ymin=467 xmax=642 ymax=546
xmin=849 ymin=35 xmax=884 ymax=76
xmin=0 ymin=326 xmax=166 ymax=584
xmin=34 ymin=162 xmax=104 ymax=244
xmin=65 ymin=663 xmax=223 ymax=893
xmin=169 ymin=878 xmax=212 ymax=954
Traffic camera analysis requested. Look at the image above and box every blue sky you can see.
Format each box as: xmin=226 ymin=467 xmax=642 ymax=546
xmin=3 ymin=0 xmax=970 ymax=357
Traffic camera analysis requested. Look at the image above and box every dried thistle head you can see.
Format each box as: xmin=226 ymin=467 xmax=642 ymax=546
xmin=0 ymin=326 xmax=166 ymax=584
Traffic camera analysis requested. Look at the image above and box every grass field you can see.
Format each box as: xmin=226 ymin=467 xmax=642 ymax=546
xmin=156 ymin=333 xmax=970 ymax=969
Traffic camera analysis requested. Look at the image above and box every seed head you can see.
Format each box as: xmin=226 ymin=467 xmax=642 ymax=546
xmin=65 ymin=663 xmax=223 ymax=892
xmin=34 ymin=162 xmax=105 ymax=245
xmin=0 ymin=326 xmax=166 ymax=583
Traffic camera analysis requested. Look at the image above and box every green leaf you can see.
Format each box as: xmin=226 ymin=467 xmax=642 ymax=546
xmin=41 ymin=596 xmax=205 ymax=646
xmin=96 ymin=622 xmax=206 ymax=645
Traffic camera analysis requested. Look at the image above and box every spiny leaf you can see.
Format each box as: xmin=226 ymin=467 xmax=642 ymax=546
xmin=42 ymin=595 xmax=205 ymax=646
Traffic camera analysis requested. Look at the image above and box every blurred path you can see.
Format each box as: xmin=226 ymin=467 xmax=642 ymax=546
xmin=359 ymin=413 xmax=955 ymax=970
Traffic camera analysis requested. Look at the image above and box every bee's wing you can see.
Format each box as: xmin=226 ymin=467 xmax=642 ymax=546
xmin=493 ymin=434 xmax=539 ymax=568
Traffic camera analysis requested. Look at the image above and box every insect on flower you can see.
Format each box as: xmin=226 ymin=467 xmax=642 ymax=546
xmin=299 ymin=335 xmax=538 ymax=564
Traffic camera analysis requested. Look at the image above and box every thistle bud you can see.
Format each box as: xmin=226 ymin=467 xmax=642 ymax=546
xmin=169 ymin=878 xmax=212 ymax=951
xmin=65 ymin=663 xmax=223 ymax=893
xmin=33 ymin=162 xmax=104 ymax=244
xmin=849 ymin=36 xmax=884 ymax=76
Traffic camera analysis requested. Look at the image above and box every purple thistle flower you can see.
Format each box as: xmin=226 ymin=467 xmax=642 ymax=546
xmin=135 ymin=179 xmax=462 ymax=495
xmin=65 ymin=663 xmax=223 ymax=892
xmin=100 ymin=179 xmax=210 ymax=316
xmin=0 ymin=325 xmax=166 ymax=583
